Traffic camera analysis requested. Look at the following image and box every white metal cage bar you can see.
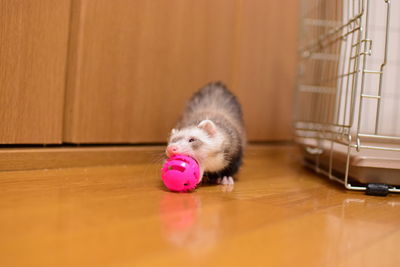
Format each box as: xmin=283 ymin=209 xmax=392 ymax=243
xmin=295 ymin=0 xmax=400 ymax=194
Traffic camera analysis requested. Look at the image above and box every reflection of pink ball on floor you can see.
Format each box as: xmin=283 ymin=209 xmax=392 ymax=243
xmin=161 ymin=155 xmax=200 ymax=192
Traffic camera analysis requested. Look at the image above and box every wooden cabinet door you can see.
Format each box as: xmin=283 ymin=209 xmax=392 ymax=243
xmin=64 ymin=0 xmax=298 ymax=143
xmin=0 ymin=0 xmax=71 ymax=144
xmin=233 ymin=0 xmax=298 ymax=141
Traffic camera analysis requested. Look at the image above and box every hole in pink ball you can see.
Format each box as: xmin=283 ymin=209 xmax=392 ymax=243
xmin=173 ymin=156 xmax=191 ymax=164
xmin=168 ymin=165 xmax=186 ymax=172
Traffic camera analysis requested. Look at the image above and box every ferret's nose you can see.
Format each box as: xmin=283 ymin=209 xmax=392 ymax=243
xmin=166 ymin=145 xmax=178 ymax=157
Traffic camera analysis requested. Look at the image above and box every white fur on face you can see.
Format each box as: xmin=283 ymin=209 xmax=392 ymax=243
xmin=167 ymin=126 xmax=228 ymax=174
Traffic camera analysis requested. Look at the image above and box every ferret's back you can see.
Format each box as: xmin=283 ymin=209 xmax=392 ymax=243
xmin=180 ymin=82 xmax=244 ymax=130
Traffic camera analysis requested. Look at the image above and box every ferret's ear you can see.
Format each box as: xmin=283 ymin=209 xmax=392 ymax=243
xmin=171 ymin=128 xmax=177 ymax=135
xmin=197 ymin=120 xmax=216 ymax=136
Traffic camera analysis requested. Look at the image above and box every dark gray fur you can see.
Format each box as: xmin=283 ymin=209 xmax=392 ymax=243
xmin=177 ymin=81 xmax=246 ymax=181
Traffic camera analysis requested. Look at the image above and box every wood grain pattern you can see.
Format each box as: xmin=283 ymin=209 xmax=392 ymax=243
xmin=233 ymin=0 xmax=299 ymax=140
xmin=1 ymin=145 xmax=399 ymax=267
xmin=64 ymin=0 xmax=299 ymax=143
xmin=0 ymin=0 xmax=71 ymax=144
xmin=0 ymin=145 xmax=164 ymax=171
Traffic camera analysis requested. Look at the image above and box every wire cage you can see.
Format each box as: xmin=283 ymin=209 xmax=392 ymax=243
xmin=295 ymin=0 xmax=400 ymax=195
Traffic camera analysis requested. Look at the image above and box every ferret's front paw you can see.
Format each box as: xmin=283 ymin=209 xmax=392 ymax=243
xmin=217 ymin=176 xmax=234 ymax=185
xmin=218 ymin=176 xmax=234 ymax=192
xmin=222 ymin=176 xmax=234 ymax=185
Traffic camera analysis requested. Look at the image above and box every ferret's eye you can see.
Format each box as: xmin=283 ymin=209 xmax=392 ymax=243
xmin=188 ymin=138 xmax=196 ymax=143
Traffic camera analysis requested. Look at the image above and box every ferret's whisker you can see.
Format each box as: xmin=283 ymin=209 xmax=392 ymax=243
xmin=139 ymin=151 xmax=167 ymax=185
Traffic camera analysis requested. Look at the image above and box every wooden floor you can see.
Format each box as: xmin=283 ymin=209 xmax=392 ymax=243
xmin=1 ymin=145 xmax=399 ymax=267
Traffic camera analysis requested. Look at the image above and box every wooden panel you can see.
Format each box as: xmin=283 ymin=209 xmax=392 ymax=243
xmin=0 ymin=0 xmax=71 ymax=144
xmin=64 ymin=0 xmax=299 ymax=143
xmin=0 ymin=145 xmax=164 ymax=171
xmin=1 ymin=145 xmax=400 ymax=267
xmin=233 ymin=0 xmax=299 ymax=141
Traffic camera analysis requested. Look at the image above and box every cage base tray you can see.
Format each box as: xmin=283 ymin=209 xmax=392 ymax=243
xmin=298 ymin=139 xmax=400 ymax=186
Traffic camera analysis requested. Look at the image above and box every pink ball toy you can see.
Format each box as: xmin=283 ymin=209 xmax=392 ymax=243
xmin=161 ymin=155 xmax=200 ymax=192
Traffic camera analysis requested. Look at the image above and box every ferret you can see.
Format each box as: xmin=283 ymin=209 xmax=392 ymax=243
xmin=166 ymin=81 xmax=246 ymax=185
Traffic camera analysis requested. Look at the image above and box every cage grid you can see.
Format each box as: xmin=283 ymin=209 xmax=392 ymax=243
xmin=295 ymin=0 xmax=400 ymax=194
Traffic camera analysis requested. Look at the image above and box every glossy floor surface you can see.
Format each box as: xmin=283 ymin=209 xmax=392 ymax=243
xmin=1 ymin=145 xmax=399 ymax=267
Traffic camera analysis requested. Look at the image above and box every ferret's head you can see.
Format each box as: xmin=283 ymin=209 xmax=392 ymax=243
xmin=166 ymin=120 xmax=227 ymax=172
